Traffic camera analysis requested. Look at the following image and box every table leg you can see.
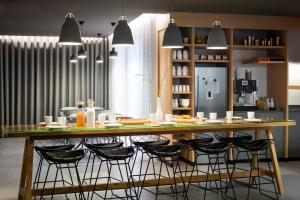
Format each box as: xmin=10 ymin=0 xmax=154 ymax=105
xmin=18 ymin=137 xmax=34 ymax=200
xmin=284 ymin=126 xmax=289 ymax=160
xmin=227 ymin=131 xmax=234 ymax=161
xmin=251 ymin=130 xmax=260 ymax=184
xmin=266 ymin=128 xmax=284 ymax=194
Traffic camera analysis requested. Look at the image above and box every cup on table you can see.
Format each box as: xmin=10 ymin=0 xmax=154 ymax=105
xmin=109 ymin=114 xmax=116 ymax=124
xmin=165 ymin=114 xmax=173 ymax=122
xmin=226 ymin=111 xmax=233 ymax=121
xmin=209 ymin=112 xmax=217 ymax=120
xmin=98 ymin=114 xmax=106 ymax=125
xmin=247 ymin=111 xmax=255 ymax=119
xmin=149 ymin=113 xmax=156 ymax=123
xmin=196 ymin=112 xmax=204 ymax=121
xmin=44 ymin=116 xmax=53 ymax=126
xmin=57 ymin=117 xmax=65 ymax=126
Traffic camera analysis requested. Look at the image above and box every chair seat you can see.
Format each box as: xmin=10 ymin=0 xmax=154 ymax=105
xmin=43 ymin=150 xmax=85 ymax=163
xmin=178 ymin=133 xmax=214 ymax=146
xmin=93 ymin=147 xmax=135 ymax=160
xmin=85 ymin=142 xmax=124 ymax=150
xmin=144 ymin=145 xmax=182 ymax=157
xmin=235 ymin=139 xmax=270 ymax=151
xmin=192 ymin=142 xmax=227 ymax=154
xmin=133 ymin=140 xmax=170 ymax=148
xmin=34 ymin=144 xmax=74 ymax=153
xmin=214 ymin=132 xmax=252 ymax=143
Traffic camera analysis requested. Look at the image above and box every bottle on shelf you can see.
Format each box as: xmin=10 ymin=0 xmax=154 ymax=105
xmin=76 ymin=101 xmax=85 ymax=127
xmin=86 ymin=99 xmax=96 ymax=128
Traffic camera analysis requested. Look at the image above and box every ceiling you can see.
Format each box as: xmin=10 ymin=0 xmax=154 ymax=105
xmin=1 ymin=0 xmax=300 ymax=37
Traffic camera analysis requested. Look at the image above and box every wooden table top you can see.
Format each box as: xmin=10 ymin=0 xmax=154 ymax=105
xmin=1 ymin=120 xmax=296 ymax=139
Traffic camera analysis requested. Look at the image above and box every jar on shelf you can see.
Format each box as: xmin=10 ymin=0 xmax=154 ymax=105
xmin=182 ymin=66 xmax=189 ymax=76
xmin=176 ymin=49 xmax=183 ymax=60
xmin=172 ymin=65 xmax=177 ymax=76
xmin=173 ymin=50 xmax=177 ymax=60
xmin=183 ymin=50 xmax=189 ymax=60
xmin=177 ymin=66 xmax=182 ymax=76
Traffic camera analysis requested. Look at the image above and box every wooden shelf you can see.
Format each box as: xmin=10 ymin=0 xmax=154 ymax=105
xmin=194 ymin=44 xmax=231 ymax=49
xmin=173 ymin=76 xmax=192 ymax=79
xmin=233 ymin=45 xmax=286 ymax=50
xmin=183 ymin=43 xmax=192 ymax=47
xmin=242 ymin=60 xmax=286 ymax=65
xmin=173 ymin=92 xmax=192 ymax=94
xmin=173 ymin=107 xmax=192 ymax=110
xmin=173 ymin=60 xmax=192 ymax=63
xmin=194 ymin=44 xmax=207 ymax=48
xmin=194 ymin=60 xmax=230 ymax=63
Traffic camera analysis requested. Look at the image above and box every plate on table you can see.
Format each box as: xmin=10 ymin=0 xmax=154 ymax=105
xmin=158 ymin=122 xmax=177 ymax=126
xmin=104 ymin=123 xmax=123 ymax=128
xmin=225 ymin=116 xmax=243 ymax=120
xmin=244 ymin=118 xmax=263 ymax=123
xmin=205 ymin=119 xmax=224 ymax=123
xmin=172 ymin=118 xmax=198 ymax=123
xmin=45 ymin=125 xmax=68 ymax=130
xmin=39 ymin=122 xmax=59 ymax=126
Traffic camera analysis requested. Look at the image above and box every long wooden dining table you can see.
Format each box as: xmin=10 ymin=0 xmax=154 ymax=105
xmin=1 ymin=120 xmax=296 ymax=200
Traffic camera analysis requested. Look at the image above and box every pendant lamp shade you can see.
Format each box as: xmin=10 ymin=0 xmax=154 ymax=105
xmin=70 ymin=54 xmax=78 ymax=63
xmin=206 ymin=20 xmax=227 ymax=50
xmin=112 ymin=16 xmax=134 ymax=47
xmin=109 ymin=48 xmax=118 ymax=59
xmin=78 ymin=46 xmax=86 ymax=59
xmin=58 ymin=13 xmax=82 ymax=46
xmin=162 ymin=19 xmax=183 ymax=49
xmin=96 ymin=54 xmax=103 ymax=63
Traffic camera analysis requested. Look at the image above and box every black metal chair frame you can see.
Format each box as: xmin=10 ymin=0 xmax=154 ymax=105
xmin=235 ymin=139 xmax=279 ymax=200
xmin=186 ymin=142 xmax=236 ymax=200
xmin=90 ymin=147 xmax=138 ymax=200
xmin=39 ymin=151 xmax=86 ymax=200
xmin=140 ymin=145 xmax=188 ymax=200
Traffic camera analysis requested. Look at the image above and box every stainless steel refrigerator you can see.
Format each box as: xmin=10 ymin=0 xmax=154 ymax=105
xmin=195 ymin=66 xmax=227 ymax=118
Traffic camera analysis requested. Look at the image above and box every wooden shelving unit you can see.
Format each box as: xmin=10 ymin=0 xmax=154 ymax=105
xmin=158 ymin=12 xmax=290 ymax=159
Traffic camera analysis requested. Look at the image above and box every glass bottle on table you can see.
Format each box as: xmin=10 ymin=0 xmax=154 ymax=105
xmin=86 ymin=99 xmax=96 ymax=128
xmin=76 ymin=101 xmax=85 ymax=127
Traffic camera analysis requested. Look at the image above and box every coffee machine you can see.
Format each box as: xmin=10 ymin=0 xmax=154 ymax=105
xmin=234 ymin=70 xmax=258 ymax=111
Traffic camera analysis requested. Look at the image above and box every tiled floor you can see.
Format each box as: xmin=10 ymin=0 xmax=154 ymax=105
xmin=0 ymin=138 xmax=300 ymax=200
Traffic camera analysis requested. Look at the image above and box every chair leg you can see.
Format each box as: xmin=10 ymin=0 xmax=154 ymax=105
xmin=90 ymin=159 xmax=103 ymax=200
xmin=50 ymin=165 xmax=59 ymax=200
xmin=40 ymin=164 xmax=51 ymax=200
xmin=67 ymin=163 xmax=78 ymax=200
xmin=58 ymin=164 xmax=69 ymax=200
xmin=82 ymin=151 xmax=92 ymax=184
xmin=74 ymin=162 xmax=86 ymax=200
xmin=155 ymin=159 xmax=163 ymax=200
xmin=247 ymin=156 xmax=253 ymax=200
xmin=139 ymin=156 xmax=151 ymax=199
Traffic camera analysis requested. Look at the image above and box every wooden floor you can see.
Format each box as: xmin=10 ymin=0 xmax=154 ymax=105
xmin=1 ymin=138 xmax=300 ymax=200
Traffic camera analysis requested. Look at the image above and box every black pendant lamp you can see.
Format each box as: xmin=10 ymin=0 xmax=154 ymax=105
xmin=59 ymin=13 xmax=82 ymax=46
xmin=70 ymin=54 xmax=78 ymax=63
xmin=96 ymin=33 xmax=104 ymax=64
xmin=112 ymin=16 xmax=134 ymax=47
xmin=206 ymin=20 xmax=227 ymax=50
xmin=77 ymin=21 xmax=87 ymax=59
xmin=112 ymin=0 xmax=134 ymax=47
xmin=162 ymin=18 xmax=183 ymax=49
xmin=109 ymin=47 xmax=118 ymax=59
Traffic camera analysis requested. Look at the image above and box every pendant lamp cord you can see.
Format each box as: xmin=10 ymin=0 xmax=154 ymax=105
xmin=121 ymin=0 xmax=124 ymax=16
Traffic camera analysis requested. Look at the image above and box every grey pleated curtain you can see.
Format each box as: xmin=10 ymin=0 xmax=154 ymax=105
xmin=0 ymin=37 xmax=109 ymax=125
